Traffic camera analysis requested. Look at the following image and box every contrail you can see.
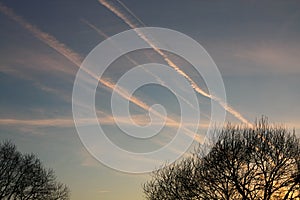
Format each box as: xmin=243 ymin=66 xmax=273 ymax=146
xmin=0 ymin=3 xmax=148 ymax=116
xmin=98 ymin=0 xmax=253 ymax=126
xmin=115 ymin=0 xmax=146 ymax=27
xmin=0 ymin=115 xmax=207 ymax=129
xmin=0 ymin=3 xmax=82 ymax=67
xmin=81 ymin=18 xmax=140 ymax=66
xmin=81 ymin=19 xmax=208 ymax=117
xmin=0 ymin=3 xmax=202 ymax=142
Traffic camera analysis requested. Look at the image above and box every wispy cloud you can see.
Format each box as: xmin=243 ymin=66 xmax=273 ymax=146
xmin=97 ymin=190 xmax=110 ymax=194
xmin=234 ymin=44 xmax=300 ymax=75
xmin=79 ymin=149 xmax=100 ymax=167
xmin=0 ymin=63 xmax=72 ymax=103
xmin=0 ymin=118 xmax=75 ymax=127
xmin=0 ymin=114 xmax=208 ymax=129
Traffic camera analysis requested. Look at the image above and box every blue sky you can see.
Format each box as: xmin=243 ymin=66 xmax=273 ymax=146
xmin=1 ymin=0 xmax=300 ymax=199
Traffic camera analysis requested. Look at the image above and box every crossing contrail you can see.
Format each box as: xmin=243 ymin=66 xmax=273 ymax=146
xmin=81 ymin=19 xmax=210 ymax=118
xmin=0 ymin=2 xmax=202 ymax=142
xmin=98 ymin=0 xmax=253 ymax=126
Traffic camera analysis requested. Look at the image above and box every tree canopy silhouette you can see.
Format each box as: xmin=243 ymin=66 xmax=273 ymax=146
xmin=143 ymin=119 xmax=300 ymax=200
xmin=0 ymin=141 xmax=69 ymax=200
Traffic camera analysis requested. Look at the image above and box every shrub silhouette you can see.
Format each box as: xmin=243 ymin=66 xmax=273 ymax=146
xmin=0 ymin=141 xmax=69 ymax=200
xmin=144 ymin=118 xmax=300 ymax=200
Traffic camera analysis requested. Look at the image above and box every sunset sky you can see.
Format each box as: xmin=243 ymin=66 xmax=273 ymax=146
xmin=1 ymin=0 xmax=300 ymax=199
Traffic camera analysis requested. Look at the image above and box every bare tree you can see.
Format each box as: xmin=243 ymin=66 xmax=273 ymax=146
xmin=144 ymin=118 xmax=300 ymax=200
xmin=0 ymin=141 xmax=70 ymax=200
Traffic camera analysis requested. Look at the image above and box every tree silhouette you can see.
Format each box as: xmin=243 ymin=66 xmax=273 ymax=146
xmin=144 ymin=119 xmax=300 ymax=200
xmin=0 ymin=141 xmax=69 ymax=200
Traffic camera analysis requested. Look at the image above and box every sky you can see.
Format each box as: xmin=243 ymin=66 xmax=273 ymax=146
xmin=1 ymin=0 xmax=300 ymax=199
